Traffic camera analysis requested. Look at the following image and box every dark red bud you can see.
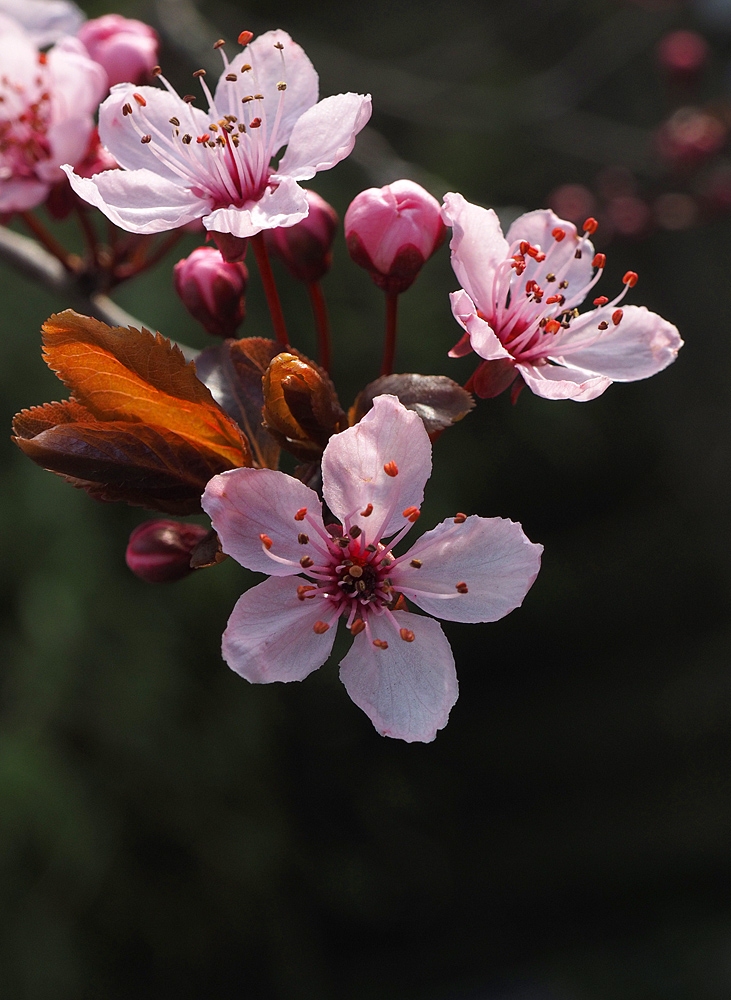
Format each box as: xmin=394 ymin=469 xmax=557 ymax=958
xmin=264 ymin=189 xmax=338 ymax=283
xmin=126 ymin=519 xmax=209 ymax=583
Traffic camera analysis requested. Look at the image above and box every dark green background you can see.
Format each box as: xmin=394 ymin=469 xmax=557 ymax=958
xmin=2 ymin=1 xmax=730 ymax=997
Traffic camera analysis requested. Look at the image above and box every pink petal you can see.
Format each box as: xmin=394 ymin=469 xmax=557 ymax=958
xmin=516 ymin=360 xmax=611 ymax=401
xmin=321 ymin=394 xmax=431 ymax=541
xmin=203 ymin=176 xmax=309 ymax=238
xmin=0 ymin=0 xmax=84 ymax=45
xmin=0 ymin=178 xmax=50 ymax=212
xmin=47 ymin=37 xmax=108 ymax=118
xmin=392 ymin=516 xmax=542 ymax=623
xmin=223 ymin=576 xmax=336 ymax=683
xmin=202 ymin=467 xmax=323 ymax=577
xmin=41 ymin=116 xmax=94 ymax=180
xmin=339 ymin=611 xmax=458 ymax=742
xmin=505 ymin=209 xmax=593 ymax=310
xmin=214 ymin=30 xmax=319 ymax=148
xmin=441 ymin=192 xmax=508 ymax=313
xmin=449 ymin=289 xmax=512 ymax=361
xmin=555 ymin=305 xmax=683 ymax=381
xmin=275 ymin=92 xmax=372 ymax=183
xmin=61 ymin=164 xmax=209 ymax=233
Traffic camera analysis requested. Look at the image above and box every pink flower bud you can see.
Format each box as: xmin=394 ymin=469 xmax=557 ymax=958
xmin=173 ymin=247 xmax=248 ymax=338
xmin=264 ymin=190 xmax=338 ymax=283
xmin=78 ymin=14 xmax=159 ymax=87
xmin=126 ymin=520 xmax=209 ymax=583
xmin=344 ymin=179 xmax=446 ymax=294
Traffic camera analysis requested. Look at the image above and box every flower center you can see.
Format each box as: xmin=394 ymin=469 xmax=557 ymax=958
xmin=0 ymin=60 xmax=53 ymax=179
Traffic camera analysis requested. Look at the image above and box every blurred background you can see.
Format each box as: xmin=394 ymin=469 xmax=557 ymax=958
xmin=2 ymin=0 xmax=731 ymax=996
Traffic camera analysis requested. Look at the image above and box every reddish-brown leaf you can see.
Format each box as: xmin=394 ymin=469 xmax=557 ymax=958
xmin=350 ymin=374 xmax=474 ymax=437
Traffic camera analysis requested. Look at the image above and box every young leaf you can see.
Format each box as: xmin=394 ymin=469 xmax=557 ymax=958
xmin=350 ymin=374 xmax=474 ymax=437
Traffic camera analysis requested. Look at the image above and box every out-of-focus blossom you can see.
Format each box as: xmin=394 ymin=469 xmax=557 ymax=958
xmin=345 ymin=179 xmax=446 ymax=293
xmin=0 ymin=0 xmax=83 ymax=46
xmin=63 ymin=29 xmax=371 ymax=242
xmin=0 ymin=14 xmax=107 ymax=212
xmin=442 ymin=193 xmax=682 ymax=402
xmin=264 ymin=188 xmax=338 ymax=282
xmin=657 ymin=30 xmax=710 ymax=83
xmin=45 ymin=127 xmax=118 ymax=218
xmin=547 ymin=183 xmax=597 ymax=229
xmin=173 ymin=246 xmax=248 ymax=338
xmin=202 ymin=395 xmax=542 ymax=742
xmin=126 ymin=519 xmax=210 ymax=583
xmin=655 ymin=107 xmax=727 ymax=170
xmin=77 ymin=14 xmax=159 ymax=88
xmin=654 ymin=191 xmax=698 ymax=229
xmin=605 ymin=194 xmax=652 ymax=240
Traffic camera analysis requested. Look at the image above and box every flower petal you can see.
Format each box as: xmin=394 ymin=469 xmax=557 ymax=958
xmin=275 ymin=92 xmax=372 ymax=183
xmin=61 ymin=164 xmax=209 ymax=234
xmin=215 ymin=29 xmax=319 ymax=147
xmin=0 ymin=0 xmax=84 ymax=46
xmin=222 ymin=575 xmax=336 ymax=683
xmin=442 ymin=192 xmax=508 ymax=313
xmin=392 ymin=516 xmax=542 ymax=623
xmin=203 ymin=176 xmax=309 ymax=238
xmin=0 ymin=178 xmax=49 ymax=212
xmin=505 ymin=208 xmax=593 ymax=309
xmin=516 ymin=360 xmax=611 ymax=401
xmin=321 ymin=394 xmax=431 ymax=541
xmin=339 ymin=611 xmax=458 ymax=742
xmin=202 ymin=467 xmax=324 ymax=576
xmin=449 ymin=289 xmax=512 ymax=361
xmin=555 ymin=305 xmax=683 ymax=381
xmin=47 ymin=36 xmax=108 ymax=119
xmin=41 ymin=116 xmax=94 ymax=181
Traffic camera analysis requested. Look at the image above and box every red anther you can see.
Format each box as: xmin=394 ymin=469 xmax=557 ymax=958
xmin=598 ymin=321 xmax=609 ymax=330
xmin=298 ymin=533 xmax=309 ymax=545
xmin=300 ymin=556 xmax=314 ymax=568
xmin=456 ymin=582 xmax=469 ymax=594
xmin=214 ymin=38 xmax=226 ymax=49
xmin=372 ymin=639 xmax=389 ymax=650
xmin=133 ymin=93 xmax=146 ymax=106
xmin=410 ymin=558 xmax=423 ymax=568
xmin=403 ymin=506 xmax=420 ymax=522
xmin=525 ymin=279 xmax=536 ymax=293
xmin=383 ymin=461 xmax=398 ymax=477
xmin=552 ymin=227 xmax=566 ymax=242
xmin=544 ymin=319 xmax=561 ymax=335
xmin=259 ymin=533 xmax=272 ymax=549
xmin=545 ymin=294 xmax=564 ymax=305
xmin=294 ymin=508 xmax=307 ymax=521
xmin=350 ymin=619 xmax=366 ymax=636
xmin=583 ymin=217 xmax=598 ymax=234
xmin=593 ymin=296 xmax=609 ymax=306
xmin=238 ymin=30 xmax=254 ymax=45
xmin=297 ymin=584 xmax=316 ymax=600
xmin=152 ymin=65 xmax=162 ymax=75
xmin=400 ymin=628 xmax=415 ymax=643
xmin=454 ymin=513 xmax=467 ymax=524
xmin=38 ymin=52 xmax=47 ymax=65
xmin=313 ymin=621 xmax=330 ymax=634
xmin=533 ymin=252 xmax=546 ymax=263
xmin=196 ymin=134 xmax=210 ymax=143
xmin=361 ymin=503 xmax=374 ymax=516
xmin=249 ymin=117 xmax=262 ymax=128
xmin=612 ymin=309 xmax=623 ymax=326
xmin=592 ymin=253 xmax=606 ymax=269
xmin=623 ymin=271 xmax=638 ymax=287
xmin=140 ymin=134 xmax=152 ymax=144
xmin=121 ymin=103 xmax=132 ymax=116
xmin=519 ymin=241 xmax=530 ymax=255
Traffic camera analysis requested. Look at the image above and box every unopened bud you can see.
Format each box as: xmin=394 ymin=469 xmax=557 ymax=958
xmin=78 ymin=14 xmax=159 ymax=87
xmin=173 ymin=247 xmax=248 ymax=338
xmin=345 ymin=179 xmax=446 ymax=294
xmin=264 ymin=189 xmax=338 ymax=283
xmin=126 ymin=520 xmax=209 ymax=583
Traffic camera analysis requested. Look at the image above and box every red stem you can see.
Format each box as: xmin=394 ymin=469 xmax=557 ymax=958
xmin=307 ymin=280 xmax=331 ymax=373
xmin=381 ymin=291 xmax=399 ymax=376
xmin=20 ymin=211 xmax=77 ymax=271
xmin=251 ymin=232 xmax=289 ymax=347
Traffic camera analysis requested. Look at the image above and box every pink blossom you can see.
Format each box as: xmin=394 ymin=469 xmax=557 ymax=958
xmin=77 ymin=14 xmax=159 ymax=88
xmin=0 ymin=0 xmax=83 ymax=46
xmin=202 ymin=395 xmax=542 ymax=742
xmin=63 ymin=29 xmax=371 ymax=240
xmin=442 ymin=193 xmax=683 ymax=401
xmin=0 ymin=14 xmax=107 ymax=213
xmin=173 ymin=245 xmax=248 ymax=338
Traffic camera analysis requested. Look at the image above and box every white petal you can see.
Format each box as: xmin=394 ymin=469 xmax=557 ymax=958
xmin=392 ymin=516 xmax=542 ymax=623
xmin=339 ymin=611 xmax=458 ymax=742
xmin=275 ymin=92 xmax=372 ymax=182
xmin=441 ymin=192 xmax=508 ymax=313
xmin=223 ymin=576 xmax=337 ymax=683
xmin=0 ymin=0 xmax=84 ymax=45
xmin=556 ymin=305 xmax=683 ymax=381
xmin=516 ymin=361 xmax=611 ymax=401
xmin=321 ymin=394 xmax=431 ymax=542
xmin=505 ymin=208 xmax=593 ymax=309
xmin=449 ymin=289 xmax=512 ymax=361
xmin=62 ymin=164 xmax=209 ymax=234
xmin=203 ymin=176 xmax=309 ymax=238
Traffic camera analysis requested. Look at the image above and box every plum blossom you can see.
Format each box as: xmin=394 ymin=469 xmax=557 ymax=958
xmin=63 ymin=29 xmax=371 ymax=239
xmin=77 ymin=14 xmax=159 ymax=88
xmin=202 ymin=395 xmax=542 ymax=743
xmin=0 ymin=0 xmax=83 ymax=46
xmin=0 ymin=13 xmax=107 ymax=212
xmin=442 ymin=193 xmax=683 ymax=401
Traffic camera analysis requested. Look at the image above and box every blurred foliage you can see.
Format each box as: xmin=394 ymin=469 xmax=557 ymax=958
xmin=2 ymin=0 xmax=731 ymax=998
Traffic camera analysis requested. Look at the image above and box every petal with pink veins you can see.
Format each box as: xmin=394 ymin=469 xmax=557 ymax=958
xmin=554 ymin=305 xmax=683 ymax=381
xmin=322 ymin=394 xmax=431 ymax=541
xmin=516 ymin=360 xmax=611 ymax=401
xmin=223 ymin=575 xmax=336 ymax=683
xmin=392 ymin=516 xmax=543 ymax=623
xmin=442 ymin=193 xmax=509 ymax=313
xmin=505 ymin=209 xmax=593 ymax=308
xmin=202 ymin=467 xmax=323 ymax=576
xmin=203 ymin=176 xmax=309 ymax=238
xmin=275 ymin=92 xmax=372 ymax=183
xmin=449 ymin=289 xmax=512 ymax=361
xmin=339 ymin=611 xmax=458 ymax=742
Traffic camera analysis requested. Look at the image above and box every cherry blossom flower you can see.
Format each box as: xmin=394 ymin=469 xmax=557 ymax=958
xmin=0 ymin=13 xmax=107 ymax=212
xmin=202 ymin=395 xmax=542 ymax=743
xmin=63 ymin=29 xmax=371 ymax=239
xmin=442 ymin=193 xmax=683 ymax=401
xmin=0 ymin=0 xmax=83 ymax=47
